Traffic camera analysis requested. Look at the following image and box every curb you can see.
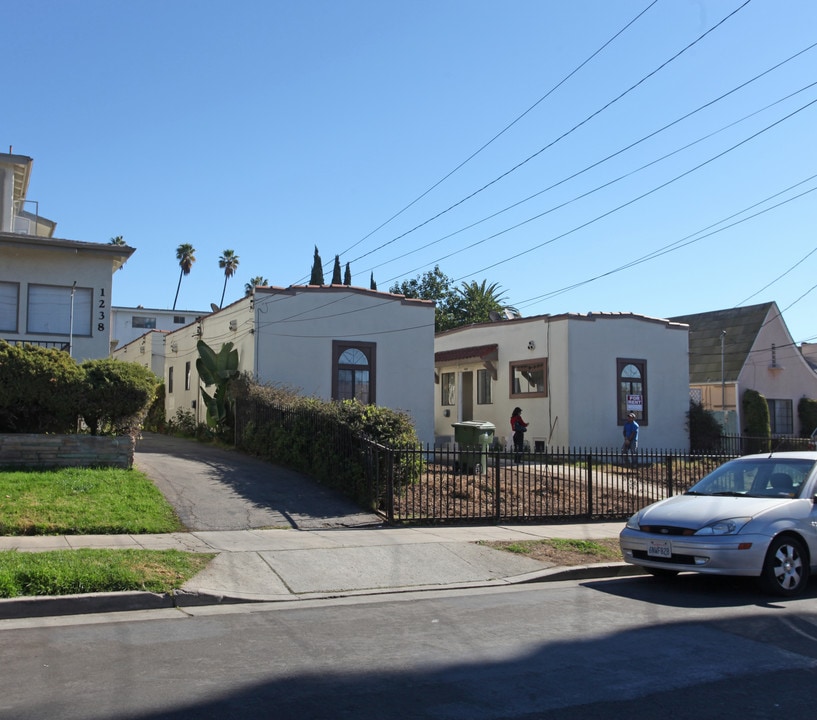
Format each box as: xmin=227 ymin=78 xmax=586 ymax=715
xmin=0 ymin=563 xmax=643 ymax=620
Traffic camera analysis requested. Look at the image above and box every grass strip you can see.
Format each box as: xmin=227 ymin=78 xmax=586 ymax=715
xmin=0 ymin=549 xmax=214 ymax=597
xmin=482 ymin=537 xmax=622 ymax=564
xmin=0 ymin=467 xmax=184 ymax=535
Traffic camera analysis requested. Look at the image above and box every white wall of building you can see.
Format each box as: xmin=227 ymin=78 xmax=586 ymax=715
xmin=111 ymin=329 xmax=166 ymax=379
xmin=253 ymin=286 xmax=435 ymax=445
xmin=111 ymin=307 xmax=209 ymax=350
xmin=1 ymin=236 xmax=130 ymax=361
xmin=156 ymin=287 xmax=435 ymax=444
xmin=565 ymin=314 xmax=689 ymax=449
xmin=434 ymin=313 xmax=690 ymax=450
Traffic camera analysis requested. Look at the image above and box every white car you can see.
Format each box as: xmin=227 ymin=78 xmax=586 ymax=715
xmin=619 ymin=451 xmax=817 ymax=596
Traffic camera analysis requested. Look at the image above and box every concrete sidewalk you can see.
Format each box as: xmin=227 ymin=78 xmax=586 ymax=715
xmin=0 ymin=522 xmax=636 ymax=618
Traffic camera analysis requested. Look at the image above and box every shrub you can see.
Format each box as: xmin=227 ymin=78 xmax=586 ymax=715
xmin=798 ymin=397 xmax=817 ymax=438
xmin=0 ymin=341 xmax=84 ymax=433
xmin=742 ymin=388 xmax=770 ymax=453
xmin=687 ymin=400 xmax=723 ymax=452
xmin=80 ymin=358 xmax=160 ymax=436
xmin=232 ymin=375 xmax=423 ymax=507
xmin=143 ymin=383 xmax=167 ymax=432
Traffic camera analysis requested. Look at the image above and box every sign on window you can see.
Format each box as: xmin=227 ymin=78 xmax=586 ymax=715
xmin=627 ymin=394 xmax=643 ymax=413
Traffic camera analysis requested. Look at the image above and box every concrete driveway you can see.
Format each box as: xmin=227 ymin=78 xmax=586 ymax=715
xmin=134 ymin=433 xmax=384 ymax=531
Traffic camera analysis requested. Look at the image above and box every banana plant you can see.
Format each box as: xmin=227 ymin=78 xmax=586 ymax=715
xmin=196 ymin=340 xmax=239 ymax=429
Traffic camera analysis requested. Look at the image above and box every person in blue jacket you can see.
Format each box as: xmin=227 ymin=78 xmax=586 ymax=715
xmin=622 ymin=412 xmax=639 ymax=466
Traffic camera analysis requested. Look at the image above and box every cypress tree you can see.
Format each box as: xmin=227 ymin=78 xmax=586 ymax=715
xmin=310 ymin=246 xmax=324 ymax=285
xmin=331 ymin=255 xmax=342 ymax=285
xmin=370 ymin=272 xmax=377 ymax=291
xmin=344 ymin=262 xmax=352 ymax=286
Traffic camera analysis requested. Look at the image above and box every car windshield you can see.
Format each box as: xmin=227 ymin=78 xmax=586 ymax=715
xmin=685 ymin=457 xmax=817 ymax=498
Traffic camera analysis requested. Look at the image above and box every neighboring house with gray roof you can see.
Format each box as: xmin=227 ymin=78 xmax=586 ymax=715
xmin=670 ymin=302 xmax=817 ymax=437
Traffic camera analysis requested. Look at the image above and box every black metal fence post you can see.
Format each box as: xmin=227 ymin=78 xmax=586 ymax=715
xmin=666 ymin=454 xmax=674 ymax=498
xmin=386 ymin=446 xmax=395 ymax=523
xmin=494 ymin=450 xmax=502 ymax=522
xmin=586 ymin=453 xmax=593 ymax=517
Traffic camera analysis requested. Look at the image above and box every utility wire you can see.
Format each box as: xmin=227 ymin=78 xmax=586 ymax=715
xmin=328 ymin=0 xmax=660 ymax=264
xmin=364 ymin=42 xmax=817 ymax=281
xmin=341 ymin=0 xmax=753 ymax=270
xmin=450 ymin=94 xmax=817 ymax=284
xmin=382 ymin=79 xmax=817 ymax=285
xmin=513 ymin=177 xmax=817 ymax=307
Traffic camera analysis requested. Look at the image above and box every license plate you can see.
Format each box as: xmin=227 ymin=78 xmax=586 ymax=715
xmin=648 ymin=540 xmax=672 ymax=558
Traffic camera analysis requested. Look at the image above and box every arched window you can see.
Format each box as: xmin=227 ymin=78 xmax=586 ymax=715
xmin=617 ymin=358 xmax=647 ymax=424
xmin=333 ymin=341 xmax=376 ymax=404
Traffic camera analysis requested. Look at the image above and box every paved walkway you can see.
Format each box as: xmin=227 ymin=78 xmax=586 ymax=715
xmin=0 ymin=435 xmax=634 ymax=618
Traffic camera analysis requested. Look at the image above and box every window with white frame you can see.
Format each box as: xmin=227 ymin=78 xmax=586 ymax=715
xmin=441 ymin=372 xmax=456 ymax=406
xmin=27 ymin=284 xmax=92 ymax=336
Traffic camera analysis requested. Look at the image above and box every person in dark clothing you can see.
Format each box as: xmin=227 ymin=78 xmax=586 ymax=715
xmin=510 ymin=407 xmax=528 ymax=464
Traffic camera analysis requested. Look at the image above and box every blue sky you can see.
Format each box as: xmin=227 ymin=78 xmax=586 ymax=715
xmin=7 ymin=1 xmax=817 ymax=343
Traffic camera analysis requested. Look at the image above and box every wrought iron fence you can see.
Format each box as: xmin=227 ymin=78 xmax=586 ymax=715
xmin=718 ymin=434 xmax=813 ymax=455
xmin=372 ymin=445 xmax=735 ymax=524
xmin=235 ymin=398 xmax=813 ymax=524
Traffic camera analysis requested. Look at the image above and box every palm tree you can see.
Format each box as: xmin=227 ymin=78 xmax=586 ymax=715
xmin=109 ymin=235 xmax=126 ymax=245
xmin=173 ymin=243 xmax=196 ymax=310
xmin=454 ymin=280 xmax=517 ymax=325
xmin=244 ymin=276 xmax=268 ymax=296
xmin=218 ymin=249 xmax=240 ymax=308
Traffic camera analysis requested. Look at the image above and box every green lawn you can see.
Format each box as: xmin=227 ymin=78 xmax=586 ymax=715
xmin=0 ymin=466 xmax=184 ymax=535
xmin=0 ymin=467 xmax=212 ymax=598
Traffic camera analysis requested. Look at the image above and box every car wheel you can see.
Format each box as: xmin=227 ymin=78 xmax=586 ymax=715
xmin=760 ymin=535 xmax=810 ymax=597
xmin=645 ymin=567 xmax=678 ymax=579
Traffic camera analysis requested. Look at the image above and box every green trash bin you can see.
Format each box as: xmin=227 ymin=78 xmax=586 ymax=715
xmin=452 ymin=421 xmax=496 ymax=474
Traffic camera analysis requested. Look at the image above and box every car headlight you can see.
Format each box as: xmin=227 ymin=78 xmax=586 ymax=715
xmin=694 ymin=517 xmax=751 ymax=536
xmin=625 ymin=512 xmax=642 ymax=530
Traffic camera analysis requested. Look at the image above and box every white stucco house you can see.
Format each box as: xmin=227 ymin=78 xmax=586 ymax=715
xmin=115 ymin=285 xmax=436 ymax=445
xmin=670 ymin=302 xmax=817 ymax=436
xmin=111 ymin=306 xmax=210 ymax=350
xmin=434 ymin=311 xmax=690 ymax=450
xmin=0 ymin=152 xmax=133 ymax=361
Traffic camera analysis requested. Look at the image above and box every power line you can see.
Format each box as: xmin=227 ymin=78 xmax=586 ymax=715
xmin=341 ymin=0 xmax=753 ymax=272
xmin=513 ymin=177 xmax=817 ymax=307
xmin=328 ymin=0 xmax=660 ymax=264
xmin=363 ymin=42 xmax=817 ymax=281
xmin=449 ymin=94 xmax=817 ymax=285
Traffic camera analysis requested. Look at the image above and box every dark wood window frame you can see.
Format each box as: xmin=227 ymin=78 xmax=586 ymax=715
xmin=509 ymin=358 xmax=548 ymax=399
xmin=617 ymin=357 xmax=647 ymax=425
xmin=332 ymin=340 xmax=376 ymax=404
